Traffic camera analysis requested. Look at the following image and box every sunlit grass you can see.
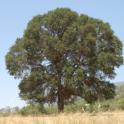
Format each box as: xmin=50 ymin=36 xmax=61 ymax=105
xmin=0 ymin=112 xmax=124 ymax=124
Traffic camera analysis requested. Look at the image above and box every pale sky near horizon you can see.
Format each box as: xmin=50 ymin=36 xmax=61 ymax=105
xmin=0 ymin=0 xmax=124 ymax=108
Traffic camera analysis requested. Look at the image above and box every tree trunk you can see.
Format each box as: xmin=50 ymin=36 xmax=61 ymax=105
xmin=58 ymin=78 xmax=64 ymax=113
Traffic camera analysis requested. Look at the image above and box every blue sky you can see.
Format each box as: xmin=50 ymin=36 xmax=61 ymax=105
xmin=0 ymin=0 xmax=124 ymax=108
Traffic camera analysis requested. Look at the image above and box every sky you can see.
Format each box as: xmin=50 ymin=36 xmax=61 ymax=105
xmin=0 ymin=0 xmax=124 ymax=108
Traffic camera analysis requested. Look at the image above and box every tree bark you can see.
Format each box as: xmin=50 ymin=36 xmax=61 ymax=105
xmin=58 ymin=76 xmax=64 ymax=113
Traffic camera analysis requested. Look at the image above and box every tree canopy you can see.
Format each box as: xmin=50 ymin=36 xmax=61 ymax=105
xmin=6 ymin=8 xmax=123 ymax=112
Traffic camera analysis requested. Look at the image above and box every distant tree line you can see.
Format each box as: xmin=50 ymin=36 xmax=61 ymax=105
xmin=0 ymin=106 xmax=19 ymax=114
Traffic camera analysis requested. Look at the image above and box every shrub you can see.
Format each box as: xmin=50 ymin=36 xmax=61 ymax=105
xmin=19 ymin=104 xmax=46 ymax=116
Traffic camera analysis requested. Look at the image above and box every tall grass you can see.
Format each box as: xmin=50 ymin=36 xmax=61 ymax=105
xmin=0 ymin=112 xmax=124 ymax=124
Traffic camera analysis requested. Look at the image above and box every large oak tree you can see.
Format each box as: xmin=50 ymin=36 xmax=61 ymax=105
xmin=6 ymin=8 xmax=123 ymax=112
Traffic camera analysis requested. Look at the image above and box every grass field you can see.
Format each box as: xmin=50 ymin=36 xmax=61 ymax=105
xmin=0 ymin=112 xmax=124 ymax=124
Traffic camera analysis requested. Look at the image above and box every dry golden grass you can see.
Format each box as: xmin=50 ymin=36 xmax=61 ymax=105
xmin=0 ymin=111 xmax=124 ymax=124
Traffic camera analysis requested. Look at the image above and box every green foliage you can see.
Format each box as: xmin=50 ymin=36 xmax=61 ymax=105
xmin=64 ymin=100 xmax=85 ymax=113
xmin=19 ymin=104 xmax=46 ymax=116
xmin=5 ymin=8 xmax=123 ymax=112
xmin=116 ymin=83 xmax=124 ymax=98
xmin=64 ymin=84 xmax=124 ymax=113
xmin=45 ymin=105 xmax=58 ymax=114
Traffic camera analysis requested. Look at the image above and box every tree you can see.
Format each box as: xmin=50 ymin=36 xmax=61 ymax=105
xmin=6 ymin=8 xmax=123 ymax=112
